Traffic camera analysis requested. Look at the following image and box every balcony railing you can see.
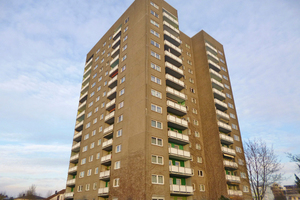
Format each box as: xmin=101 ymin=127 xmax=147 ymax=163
xmin=79 ymin=91 xmax=88 ymax=103
xmin=108 ymin=75 xmax=118 ymax=89
xmin=102 ymin=139 xmax=113 ymax=151
xmin=211 ymin=78 xmax=224 ymax=91
xmin=80 ymin=82 xmax=89 ymax=93
xmin=226 ymin=175 xmax=241 ymax=183
xmin=104 ymin=111 xmax=115 ymax=125
xmin=221 ymin=146 xmax=236 ymax=156
xmin=77 ymin=101 xmax=86 ymax=112
xmin=166 ymin=74 xmax=184 ymax=91
xmin=112 ymin=36 xmax=121 ymax=49
xmin=76 ymin=110 xmax=85 ymax=120
xmin=228 ymin=190 xmax=243 ymax=196
xmin=74 ymin=121 xmax=83 ymax=131
xmin=101 ymin=154 xmax=112 ymax=165
xmin=167 ymin=100 xmax=187 ymax=116
xmin=110 ymin=55 xmax=119 ymax=66
xmin=64 ymin=192 xmax=74 ymax=199
xmin=82 ymin=74 xmax=91 ymax=86
xmin=209 ymin=69 xmax=222 ymax=82
xmin=70 ymin=153 xmax=79 ymax=163
xmin=164 ymin=40 xmax=182 ymax=57
xmin=103 ymin=125 xmax=114 ymax=137
xmin=212 ymin=88 xmax=226 ymax=101
xmin=168 ymin=130 xmax=189 ymax=145
xmin=163 ymin=11 xmax=179 ymax=26
xmin=71 ymin=142 xmax=81 ymax=152
xmin=223 ymin=160 xmax=238 ymax=169
xmin=84 ymin=58 xmax=93 ymax=68
xmin=205 ymin=42 xmax=218 ymax=53
xmin=73 ymin=131 xmax=82 ymax=142
xmin=170 ymin=185 xmax=193 ymax=195
xmin=163 ymin=30 xmax=181 ymax=47
xmin=214 ymin=99 xmax=228 ymax=111
xmin=163 ymin=21 xmax=180 ymax=37
xmin=218 ymin=121 xmax=232 ymax=133
xmin=165 ymin=62 xmax=183 ymax=79
xmin=167 ymin=115 xmax=188 ymax=130
xmin=208 ymin=60 xmax=221 ymax=72
xmin=165 ymin=50 xmax=182 ymax=67
xmin=66 ymin=179 xmax=76 ymax=186
xmin=106 ymin=98 xmax=116 ymax=111
xmin=98 ymin=187 xmax=109 ymax=196
xmin=113 ymin=27 xmax=121 ymax=40
xmin=99 ymin=170 xmax=110 ymax=180
xmin=107 ymin=86 xmax=117 ymax=100
xmin=68 ymin=166 xmax=78 ymax=174
xmin=109 ymin=65 xmax=118 ymax=77
xmin=219 ymin=134 xmax=234 ymax=145
xmin=169 ymin=147 xmax=191 ymax=160
xmin=207 ymin=51 xmax=219 ymax=64
xmin=111 ymin=45 xmax=120 ymax=59
xmin=216 ymin=110 xmax=229 ymax=121
xmin=83 ymin=66 xmax=92 ymax=77
xmin=169 ymin=165 xmax=192 ymax=177
xmin=166 ymin=86 xmax=186 ymax=102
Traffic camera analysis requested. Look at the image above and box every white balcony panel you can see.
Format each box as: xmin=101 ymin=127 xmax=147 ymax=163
xmin=208 ymin=60 xmax=221 ymax=72
xmin=212 ymin=88 xmax=226 ymax=101
xmin=168 ymin=147 xmax=191 ymax=160
xmin=163 ymin=12 xmax=179 ymax=25
xmin=81 ymin=82 xmax=89 ymax=93
xmin=211 ymin=78 xmax=224 ymax=91
xmin=165 ymin=50 xmax=182 ymax=67
xmin=228 ymin=190 xmax=243 ymax=196
xmin=107 ymin=86 xmax=117 ymax=100
xmin=170 ymin=185 xmax=193 ymax=195
xmin=163 ymin=30 xmax=181 ymax=47
xmin=71 ymin=142 xmax=81 ymax=152
xmin=113 ymin=27 xmax=121 ymax=39
xmin=64 ymin=192 xmax=74 ymax=199
xmin=102 ymin=139 xmax=113 ymax=150
xmin=109 ymin=65 xmax=118 ymax=77
xmin=214 ymin=99 xmax=228 ymax=111
xmin=83 ymin=66 xmax=92 ymax=77
xmin=164 ymin=40 xmax=182 ymax=56
xmin=99 ymin=170 xmax=110 ymax=180
xmin=165 ymin=62 xmax=184 ymax=79
xmin=106 ymin=98 xmax=116 ymax=111
xmin=108 ymin=75 xmax=118 ymax=89
xmin=218 ymin=121 xmax=232 ymax=133
xmin=209 ymin=68 xmax=222 ymax=81
xmin=221 ymin=146 xmax=236 ymax=156
xmin=112 ymin=35 xmax=121 ymax=46
xmin=73 ymin=131 xmax=82 ymax=142
xmin=70 ymin=153 xmax=79 ymax=163
xmin=168 ymin=130 xmax=189 ymax=145
xmin=205 ymin=42 xmax=218 ymax=53
xmin=219 ymin=134 xmax=234 ymax=145
xmin=167 ymin=115 xmax=188 ymax=130
xmin=105 ymin=111 xmax=115 ymax=123
xmin=166 ymin=87 xmax=186 ymax=102
xmin=82 ymin=74 xmax=91 ymax=86
xmin=110 ymin=55 xmax=119 ymax=66
xmin=167 ymin=100 xmax=187 ymax=116
xmin=223 ymin=160 xmax=238 ymax=169
xmin=66 ymin=179 xmax=76 ymax=186
xmin=68 ymin=166 xmax=78 ymax=174
xmin=216 ymin=110 xmax=230 ymax=121
xmin=163 ymin=21 xmax=180 ymax=37
xmin=85 ymin=58 xmax=93 ymax=68
xmin=103 ymin=125 xmax=114 ymax=135
xmin=98 ymin=187 xmax=109 ymax=196
xmin=165 ymin=74 xmax=185 ymax=91
xmin=79 ymin=91 xmax=88 ymax=103
xmin=207 ymin=51 xmax=219 ymax=62
xmin=226 ymin=175 xmax=241 ymax=183
xmin=75 ymin=121 xmax=83 ymax=130
xmin=78 ymin=101 xmax=86 ymax=112
xmin=111 ymin=45 xmax=120 ymax=59
xmin=169 ymin=165 xmax=192 ymax=176
xmin=101 ymin=154 xmax=112 ymax=164
xmin=76 ymin=110 xmax=85 ymax=120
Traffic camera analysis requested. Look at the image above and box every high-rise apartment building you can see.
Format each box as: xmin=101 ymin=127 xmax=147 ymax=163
xmin=64 ymin=0 xmax=251 ymax=199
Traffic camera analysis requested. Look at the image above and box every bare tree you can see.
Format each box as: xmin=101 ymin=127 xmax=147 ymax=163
xmin=244 ymin=139 xmax=282 ymax=200
xmin=288 ymin=154 xmax=300 ymax=193
xmin=0 ymin=192 xmax=7 ymax=200
xmin=17 ymin=184 xmax=37 ymax=198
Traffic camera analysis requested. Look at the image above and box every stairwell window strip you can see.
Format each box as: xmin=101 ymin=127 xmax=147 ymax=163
xmin=150 ymin=29 xmax=160 ymax=38
xmin=151 ymin=89 xmax=162 ymax=99
xmin=151 ymin=104 xmax=162 ymax=113
xmin=151 ymin=39 xmax=160 ymax=48
xmin=150 ymin=10 xmax=159 ymax=18
xmin=151 ymin=75 xmax=161 ymax=85
xmin=152 ymin=175 xmax=164 ymax=184
xmin=152 ymin=155 xmax=163 ymax=165
xmin=150 ymin=1 xmax=159 ymax=9
xmin=150 ymin=63 xmax=161 ymax=71
xmin=151 ymin=137 xmax=163 ymax=146
xmin=150 ymin=19 xmax=159 ymax=28
xmin=151 ymin=120 xmax=162 ymax=129
xmin=151 ymin=51 xmax=160 ymax=59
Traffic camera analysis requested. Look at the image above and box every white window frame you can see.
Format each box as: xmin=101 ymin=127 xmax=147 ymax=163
xmin=151 ymin=155 xmax=163 ymax=165
xmin=151 ymin=89 xmax=162 ymax=99
xmin=116 ymin=144 xmax=122 ymax=153
xmin=151 ymin=137 xmax=163 ymax=146
xmin=151 ymin=104 xmax=162 ymax=113
xmin=113 ymin=178 xmax=120 ymax=187
xmin=151 ymin=120 xmax=162 ymax=129
xmin=150 ymin=63 xmax=161 ymax=71
xmin=151 ymin=174 xmax=164 ymax=184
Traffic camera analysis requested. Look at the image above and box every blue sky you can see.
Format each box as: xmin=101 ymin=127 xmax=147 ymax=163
xmin=0 ymin=0 xmax=299 ymax=197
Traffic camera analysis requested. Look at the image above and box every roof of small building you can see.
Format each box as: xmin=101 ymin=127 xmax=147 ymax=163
xmin=44 ymin=189 xmax=65 ymax=200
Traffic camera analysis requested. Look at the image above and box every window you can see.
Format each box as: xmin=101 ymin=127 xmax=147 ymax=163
xmin=230 ymin=113 xmax=236 ymax=119
xmin=151 ymin=51 xmax=160 ymax=59
xmin=224 ymin=84 xmax=230 ymax=89
xmin=101 ymin=58 xmax=104 ymax=63
xmin=151 ymin=75 xmax=161 ymax=84
xmin=221 ymin=66 xmax=227 ymax=72
xmin=151 ymin=89 xmax=162 ymax=99
xmin=226 ymin=93 xmax=232 ymax=99
xmin=189 ymin=78 xmax=194 ymax=83
xmin=188 ymin=68 xmax=193 ymax=74
xmin=238 ymin=159 xmax=244 ymax=165
xmin=96 ymin=49 xmax=100 ymax=54
xmin=96 ymin=153 xmax=100 ymax=159
xmin=108 ymin=44 xmax=111 ymax=48
xmin=220 ymin=58 xmax=225 ymax=64
xmin=83 ymin=145 xmax=88 ymax=152
xmin=228 ymin=103 xmax=234 ymax=109
xmin=150 ymin=29 xmax=160 ymax=37
xmin=113 ymin=178 xmax=120 ymax=187
xmin=98 ymin=139 xmax=101 ymax=146
xmin=197 ymin=157 xmax=203 ymax=163
xmin=121 ymin=65 xmax=126 ymax=72
xmin=119 ymin=88 xmax=125 ymax=96
xmin=81 ymin=158 xmax=86 ymax=165
xmin=191 ymin=98 xmax=197 ymax=103
xmin=151 ymin=137 xmax=163 ymax=146
xmin=150 ymin=1 xmax=159 ymax=9
xmin=194 ymin=120 xmax=199 ymax=125
xmin=118 ymin=101 xmax=124 ymax=109
xmin=151 ymin=120 xmax=162 ymax=129
xmin=104 ymin=81 xmax=107 ymax=86
xmin=87 ymin=111 xmax=92 ymax=118
xmin=150 ymin=19 xmax=159 ymax=28
xmin=92 ymin=73 xmax=97 ymax=79
xmin=232 ymin=124 xmax=238 ymax=130
xmin=107 ymin=52 xmax=110 ymax=57
xmin=85 ymin=122 xmax=91 ymax=129
xmin=79 ymin=171 xmax=84 ymax=178
xmin=88 ymin=102 xmax=93 ymax=107
xmin=236 ymin=147 xmax=242 ymax=153
xmin=96 ymin=96 xmax=100 ymax=102
xmin=218 ymin=50 xmax=223 ymax=56
xmin=117 ymin=129 xmax=122 ymax=137
xmin=151 ymin=104 xmax=162 ymax=113
xmin=102 ymin=50 xmax=105 ymax=55
xmin=93 ymin=182 xmax=97 ymax=190
xmin=117 ymin=114 xmax=123 ymax=123
xmin=100 ymin=114 xmax=104 ymax=119
xmin=87 ymin=169 xmax=92 ymax=176
xmin=195 ymin=131 xmax=200 ymax=137
xmin=198 ymin=170 xmax=204 ymax=177
xmin=192 ymin=108 xmax=197 ymax=114
xmin=98 ymin=76 xmax=102 ymax=82
xmin=90 ymin=92 xmax=95 ymax=97
xmin=84 ymin=134 xmax=89 ymax=140
xmin=93 ymin=118 xmax=97 ymax=124
xmin=190 ymin=88 xmax=195 ymax=93
xmin=120 ymin=76 xmax=125 ymax=84
xmin=151 ymin=39 xmax=160 ymax=48
xmin=95 ymin=56 xmax=99 ymax=62
xmin=152 ymin=175 xmax=164 ymax=184
xmin=124 ymin=26 xmax=128 ymax=32
xmin=114 ymin=161 xmax=121 ymax=169
xmin=124 ymin=17 xmax=129 ymax=24
xmin=78 ymin=185 xmax=83 ymax=192
xmin=116 ymin=144 xmax=122 ymax=153
xmin=200 ymin=184 xmax=205 ymax=192
xmin=185 ymin=44 xmax=190 ymax=49
xmin=187 ymin=60 xmax=192 ymax=65
xmin=103 ymin=42 xmax=106 ymax=47
xmin=99 ymin=126 xmax=102 ymax=132
xmin=92 ymin=130 xmax=96 ymax=136
xmin=101 ymin=102 xmax=105 ymax=108
xmin=243 ymin=186 xmax=249 ymax=192
xmin=123 ymin=35 xmax=128 ymax=42
xmin=122 ymin=44 xmax=127 ymax=51
xmin=196 ymin=143 xmax=201 ymax=150
xmin=150 ymin=63 xmax=161 ymax=71
xmin=241 ymin=172 xmax=247 ymax=179
xmin=90 ymin=142 xmax=95 ymax=149
xmin=152 ymin=155 xmax=163 ymax=165
xmin=234 ymin=135 xmax=240 ymax=141
xmin=89 ymin=155 xmax=93 ymax=162
xmin=223 ymin=75 xmax=228 ymax=80
xmin=150 ymin=10 xmax=159 ymax=18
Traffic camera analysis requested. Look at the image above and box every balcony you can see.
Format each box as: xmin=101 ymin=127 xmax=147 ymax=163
xmin=165 ymin=62 xmax=184 ymax=79
xmin=205 ymin=42 xmax=218 ymax=54
xmin=73 ymin=131 xmax=82 ymax=142
xmin=168 ymin=130 xmax=189 ymax=145
xmin=83 ymin=65 xmax=92 ymax=77
xmin=68 ymin=166 xmax=78 ymax=174
xmin=166 ymin=74 xmax=185 ymax=91
xmin=110 ymin=55 xmax=119 ymax=68
xmin=169 ymin=166 xmax=192 ymax=177
xmin=167 ymin=115 xmax=188 ymax=130
xmin=208 ymin=60 xmax=221 ymax=72
xmin=66 ymin=179 xmax=76 ymax=186
xmin=163 ymin=11 xmax=179 ymax=28
xmin=109 ymin=65 xmax=118 ymax=78
xmin=170 ymin=185 xmax=193 ymax=196
xmin=211 ymin=78 xmax=224 ymax=91
xmin=74 ymin=121 xmax=83 ymax=132
xmin=103 ymin=125 xmax=114 ymax=138
xmin=219 ymin=134 xmax=234 ymax=145
xmin=221 ymin=146 xmax=236 ymax=156
xmin=85 ymin=57 xmax=93 ymax=68
xmin=107 ymin=86 xmax=117 ymax=100
xmin=209 ymin=69 xmax=222 ymax=82
xmin=167 ymin=100 xmax=187 ymax=116
xmin=113 ymin=27 xmax=121 ymax=40
xmin=104 ymin=111 xmax=115 ymax=125
xmin=165 ymin=50 xmax=182 ymax=67
xmin=213 ymin=88 xmax=226 ymax=101
xmin=164 ymin=30 xmax=180 ymax=47
xmin=64 ymin=192 xmax=74 ymax=199
xmin=218 ymin=121 xmax=232 ymax=133
xmin=223 ymin=160 xmax=238 ymax=169
xmin=98 ymin=187 xmax=109 ymax=197
xmin=70 ymin=153 xmax=79 ymax=163
xmin=168 ymin=147 xmax=191 ymax=161
xmin=108 ymin=75 xmax=118 ymax=89
xmin=214 ymin=99 xmax=228 ymax=111
xmin=76 ymin=110 xmax=85 ymax=120
xmin=79 ymin=91 xmax=88 ymax=103
xmin=207 ymin=51 xmax=219 ymax=63
xmin=166 ymin=87 xmax=186 ymax=102
xmin=111 ymin=45 xmax=120 ymax=59
xmin=102 ymin=139 xmax=113 ymax=151
xmin=226 ymin=175 xmax=241 ymax=183
xmin=216 ymin=110 xmax=229 ymax=121
xmin=99 ymin=170 xmax=110 ymax=180
xmin=80 ymin=82 xmax=89 ymax=94
xmin=228 ymin=190 xmax=243 ymax=196
xmin=78 ymin=101 xmax=86 ymax=112
xmin=163 ymin=21 xmax=180 ymax=37
xmin=82 ymin=74 xmax=91 ymax=86
xmin=106 ymin=98 xmax=116 ymax=111
xmin=71 ymin=142 xmax=81 ymax=152
xmin=164 ymin=40 xmax=182 ymax=57
xmin=101 ymin=154 xmax=112 ymax=165
xmin=112 ymin=36 xmax=121 ymax=49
